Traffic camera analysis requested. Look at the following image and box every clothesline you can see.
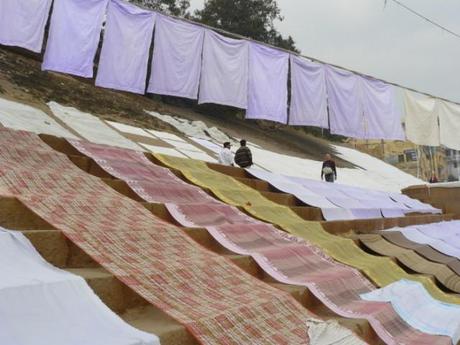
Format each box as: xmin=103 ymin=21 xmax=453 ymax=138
xmin=133 ymin=2 xmax=460 ymax=107
xmin=35 ymin=0 xmax=405 ymax=140
xmin=1 ymin=0 xmax=459 ymax=148
xmin=1 ymin=0 xmax=456 ymax=106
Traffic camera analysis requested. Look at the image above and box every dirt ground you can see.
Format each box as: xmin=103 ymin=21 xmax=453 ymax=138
xmin=0 ymin=47 xmax=355 ymax=168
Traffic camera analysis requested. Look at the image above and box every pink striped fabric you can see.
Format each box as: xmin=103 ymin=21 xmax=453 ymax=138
xmin=0 ymin=128 xmax=318 ymax=345
xmin=68 ymin=138 xmax=451 ymax=345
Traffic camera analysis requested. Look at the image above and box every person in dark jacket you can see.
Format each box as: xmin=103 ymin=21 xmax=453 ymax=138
xmin=234 ymin=139 xmax=253 ymax=168
xmin=321 ymin=153 xmax=337 ymax=183
xmin=429 ymin=171 xmax=439 ymax=183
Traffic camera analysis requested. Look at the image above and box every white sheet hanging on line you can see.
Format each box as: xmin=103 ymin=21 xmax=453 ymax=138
xmin=403 ymin=91 xmax=440 ymax=146
xmin=199 ymin=30 xmax=249 ymax=109
xmin=361 ymin=279 xmax=460 ymax=344
xmin=246 ymin=43 xmax=289 ymax=124
xmin=0 ymin=229 xmax=159 ymax=345
xmin=42 ymin=0 xmax=108 ymax=78
xmin=95 ymin=0 xmax=155 ymax=94
xmin=0 ymin=0 xmax=52 ymax=53
xmin=325 ymin=65 xmax=364 ymax=138
xmin=438 ymin=100 xmax=460 ymax=151
xmin=360 ymin=77 xmax=405 ymax=140
xmin=148 ymin=15 xmax=204 ymax=99
xmin=289 ymin=56 xmax=328 ymax=128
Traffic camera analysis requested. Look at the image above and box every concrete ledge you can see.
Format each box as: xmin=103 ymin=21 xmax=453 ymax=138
xmin=321 ymin=214 xmax=451 ymax=235
xmin=0 ymin=197 xmax=55 ymax=230
xmin=403 ymin=184 xmax=460 ymax=219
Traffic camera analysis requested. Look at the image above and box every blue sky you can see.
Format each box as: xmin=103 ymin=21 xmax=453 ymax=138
xmin=189 ymin=0 xmax=460 ymax=103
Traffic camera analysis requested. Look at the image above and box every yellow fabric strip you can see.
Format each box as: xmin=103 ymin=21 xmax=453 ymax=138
xmin=155 ymin=154 xmax=460 ymax=304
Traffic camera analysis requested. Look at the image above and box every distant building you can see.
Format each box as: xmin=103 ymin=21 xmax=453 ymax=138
xmin=349 ymin=139 xmax=459 ymax=183
xmin=446 ymin=149 xmax=460 ymax=181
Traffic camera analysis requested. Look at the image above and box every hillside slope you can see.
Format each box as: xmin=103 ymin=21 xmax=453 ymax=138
xmin=0 ymin=47 xmax=422 ymax=191
xmin=0 ymin=48 xmax=352 ymax=164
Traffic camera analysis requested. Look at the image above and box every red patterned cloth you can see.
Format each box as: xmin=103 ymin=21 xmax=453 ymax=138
xmin=0 ymin=129 xmax=314 ymax=344
xmin=68 ymin=137 xmax=451 ymax=345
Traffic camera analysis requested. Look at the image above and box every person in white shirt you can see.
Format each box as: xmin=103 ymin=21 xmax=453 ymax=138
xmin=218 ymin=142 xmax=234 ymax=166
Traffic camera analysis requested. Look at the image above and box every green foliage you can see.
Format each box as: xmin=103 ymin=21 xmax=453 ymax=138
xmin=129 ymin=0 xmax=190 ymax=16
xmin=194 ymin=0 xmax=299 ymax=52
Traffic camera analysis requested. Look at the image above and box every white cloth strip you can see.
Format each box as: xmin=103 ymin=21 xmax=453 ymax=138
xmin=0 ymin=98 xmax=78 ymax=139
xmin=361 ymin=279 xmax=460 ymax=343
xmin=0 ymin=229 xmax=159 ymax=345
xmin=48 ymin=101 xmax=140 ymax=150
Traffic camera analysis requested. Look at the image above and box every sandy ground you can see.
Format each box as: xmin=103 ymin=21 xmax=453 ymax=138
xmin=0 ymin=47 xmax=354 ymax=168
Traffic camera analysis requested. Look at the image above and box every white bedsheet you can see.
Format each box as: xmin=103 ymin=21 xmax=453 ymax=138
xmin=0 ymin=98 xmax=77 ymax=139
xmin=361 ymin=279 xmax=460 ymax=343
xmin=139 ymin=143 xmax=187 ymax=158
xmin=107 ymin=121 xmax=156 ymax=138
xmin=48 ymin=102 xmax=140 ymax=150
xmin=0 ymin=229 xmax=159 ymax=345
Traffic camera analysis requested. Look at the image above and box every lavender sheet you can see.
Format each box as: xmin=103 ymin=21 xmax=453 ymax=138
xmin=199 ymin=30 xmax=248 ymax=109
xmin=289 ymin=56 xmax=328 ymax=128
xmin=42 ymin=0 xmax=108 ymax=77
xmin=148 ymin=15 xmax=203 ymax=99
xmin=0 ymin=0 xmax=52 ymax=53
xmin=325 ymin=65 xmax=364 ymax=138
xmin=95 ymin=0 xmax=155 ymax=94
xmin=361 ymin=76 xmax=405 ymax=140
xmin=246 ymin=43 xmax=288 ymax=124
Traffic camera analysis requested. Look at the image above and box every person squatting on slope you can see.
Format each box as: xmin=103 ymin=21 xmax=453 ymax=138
xmin=218 ymin=142 xmax=234 ymax=166
xmin=234 ymin=139 xmax=253 ymax=168
xmin=321 ymin=153 xmax=337 ymax=183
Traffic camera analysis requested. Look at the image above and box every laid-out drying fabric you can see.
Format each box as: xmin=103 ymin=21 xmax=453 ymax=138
xmin=156 ymin=153 xmax=460 ymax=309
xmin=325 ymin=65 xmax=364 ymax=138
xmin=148 ymin=15 xmax=203 ymax=99
xmin=289 ymin=56 xmax=328 ymax=128
xmin=246 ymin=168 xmax=356 ymax=221
xmin=438 ymin=100 xmax=460 ymax=151
xmin=199 ymin=30 xmax=248 ymax=109
xmin=417 ymin=221 xmax=460 ymax=240
xmin=403 ymin=91 xmax=440 ymax=146
xmin=48 ymin=101 xmax=140 ymax=150
xmin=0 ymin=229 xmax=158 ymax=345
xmin=361 ymin=77 xmax=405 ymax=140
xmin=95 ymin=0 xmax=155 ymax=94
xmin=42 ymin=0 xmax=108 ymax=78
xmin=399 ymin=229 xmax=460 ymax=259
xmin=0 ymin=0 xmax=52 ymax=52
xmin=0 ymin=98 xmax=78 ymax=139
xmin=0 ymin=129 xmax=318 ymax=344
xmin=389 ymin=193 xmax=441 ymax=214
xmin=306 ymin=318 xmax=367 ymax=345
xmin=246 ymin=43 xmax=289 ymax=123
xmin=361 ymin=279 xmax=460 ymax=343
xmin=66 ymin=140 xmax=450 ymax=345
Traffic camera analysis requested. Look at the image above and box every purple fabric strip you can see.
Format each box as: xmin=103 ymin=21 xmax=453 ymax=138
xmin=246 ymin=43 xmax=288 ymax=124
xmin=289 ymin=56 xmax=328 ymax=127
xmin=42 ymin=0 xmax=108 ymax=78
xmin=416 ymin=222 xmax=460 ymax=243
xmin=147 ymin=15 xmax=204 ymax=99
xmin=325 ymin=65 xmax=364 ymax=138
xmin=361 ymin=76 xmax=405 ymax=140
xmin=95 ymin=0 xmax=155 ymax=94
xmin=390 ymin=193 xmax=441 ymax=214
xmin=199 ymin=30 xmax=249 ymax=109
xmin=381 ymin=208 xmax=406 ymax=218
xmin=0 ymin=0 xmax=52 ymax=53
xmin=246 ymin=168 xmax=382 ymax=221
